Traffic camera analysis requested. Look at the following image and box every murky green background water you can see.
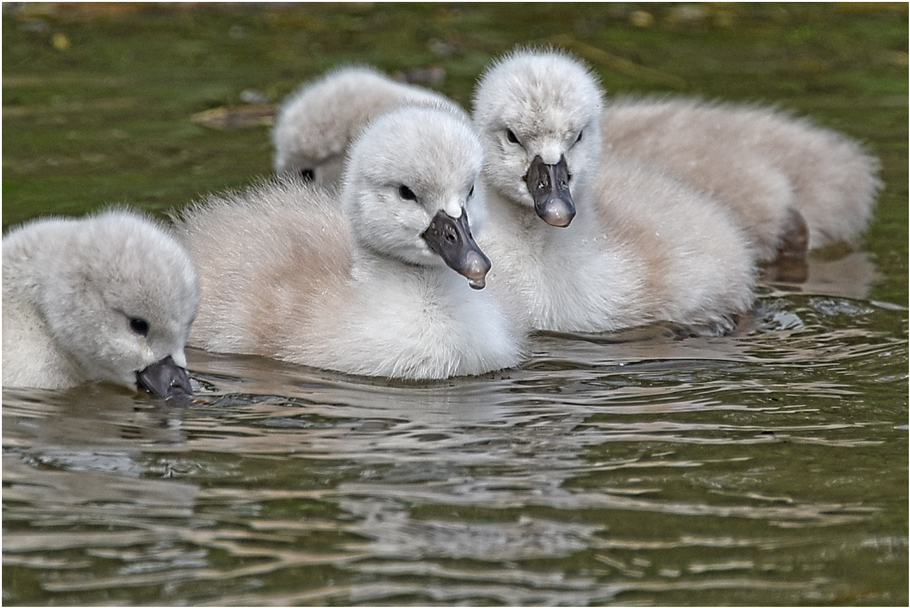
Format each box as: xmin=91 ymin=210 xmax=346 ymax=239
xmin=3 ymin=4 xmax=907 ymax=605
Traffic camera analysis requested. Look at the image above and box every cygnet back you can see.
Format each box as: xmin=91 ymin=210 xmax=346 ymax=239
xmin=601 ymin=96 xmax=882 ymax=255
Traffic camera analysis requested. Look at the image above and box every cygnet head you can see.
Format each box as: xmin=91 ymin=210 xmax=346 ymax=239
xmin=7 ymin=210 xmax=199 ymax=396
xmin=341 ymin=105 xmax=491 ymax=289
xmin=473 ymin=48 xmax=604 ymax=227
xmin=273 ymin=66 xmax=468 ymax=186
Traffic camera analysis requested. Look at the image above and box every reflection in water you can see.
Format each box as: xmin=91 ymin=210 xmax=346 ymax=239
xmin=3 ymin=287 xmax=907 ymax=605
xmin=782 ymin=250 xmax=880 ymax=299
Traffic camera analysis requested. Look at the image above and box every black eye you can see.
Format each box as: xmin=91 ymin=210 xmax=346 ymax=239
xmin=506 ymin=129 xmax=520 ymax=144
xmin=399 ymin=185 xmax=418 ymax=201
xmin=469 ymin=184 xmax=475 ymax=197
xmin=130 ymin=318 xmax=150 ymax=337
xmin=300 ymin=168 xmax=315 ymax=181
xmin=575 ymin=130 xmax=583 ymax=143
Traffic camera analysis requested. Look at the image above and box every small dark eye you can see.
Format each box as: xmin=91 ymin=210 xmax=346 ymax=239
xmin=130 ymin=318 xmax=150 ymax=337
xmin=399 ymin=185 xmax=417 ymax=201
xmin=469 ymin=184 xmax=475 ymax=197
xmin=300 ymin=168 xmax=315 ymax=181
xmin=575 ymin=130 xmax=583 ymax=143
xmin=506 ymin=129 xmax=520 ymax=144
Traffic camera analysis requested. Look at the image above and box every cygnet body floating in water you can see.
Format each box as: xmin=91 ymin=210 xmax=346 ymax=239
xmin=3 ymin=209 xmax=199 ymax=397
xmin=472 ymin=49 xmax=757 ymax=335
xmin=176 ymin=106 xmax=523 ymax=380
xmin=272 ymin=65 xmax=468 ymax=185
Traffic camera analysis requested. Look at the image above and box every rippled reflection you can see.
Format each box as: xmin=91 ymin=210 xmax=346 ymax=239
xmin=4 ymin=288 xmax=907 ymax=605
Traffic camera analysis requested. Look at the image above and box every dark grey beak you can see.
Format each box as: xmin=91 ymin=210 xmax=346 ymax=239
xmin=525 ymin=155 xmax=576 ymax=227
xmin=136 ymin=355 xmax=193 ymax=398
xmin=421 ymin=209 xmax=492 ymax=290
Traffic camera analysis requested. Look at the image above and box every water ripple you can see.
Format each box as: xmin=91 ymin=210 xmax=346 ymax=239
xmin=4 ymin=294 xmax=906 ymax=605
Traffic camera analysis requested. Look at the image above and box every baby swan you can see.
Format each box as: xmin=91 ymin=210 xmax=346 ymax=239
xmin=473 ymin=49 xmax=755 ymax=334
xmin=602 ymin=96 xmax=882 ymax=260
xmin=3 ymin=209 xmax=199 ymax=397
xmin=273 ymin=65 xmax=468 ymax=186
xmin=176 ymin=106 xmax=522 ymax=380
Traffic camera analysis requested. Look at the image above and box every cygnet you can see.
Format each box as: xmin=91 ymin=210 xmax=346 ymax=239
xmin=176 ymin=106 xmax=523 ymax=380
xmin=272 ymin=65 xmax=468 ymax=186
xmin=3 ymin=209 xmax=199 ymax=397
xmin=472 ymin=48 xmax=756 ymax=334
